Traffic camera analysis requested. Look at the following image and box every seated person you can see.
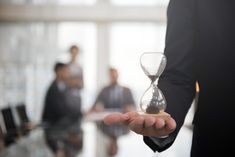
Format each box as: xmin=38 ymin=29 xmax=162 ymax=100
xmin=42 ymin=62 xmax=83 ymax=157
xmin=90 ymin=68 xmax=136 ymax=156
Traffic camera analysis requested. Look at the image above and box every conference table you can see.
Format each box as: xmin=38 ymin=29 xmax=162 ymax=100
xmin=0 ymin=110 xmax=120 ymax=157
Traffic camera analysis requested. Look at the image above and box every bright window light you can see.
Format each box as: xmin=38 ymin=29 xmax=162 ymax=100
xmin=110 ymin=22 xmax=167 ymax=107
xmin=57 ymin=22 xmax=97 ymax=111
xmin=110 ymin=0 xmax=169 ymax=6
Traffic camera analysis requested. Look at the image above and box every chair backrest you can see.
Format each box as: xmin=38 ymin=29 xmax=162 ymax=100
xmin=16 ymin=104 xmax=29 ymax=125
xmin=1 ymin=107 xmax=18 ymax=134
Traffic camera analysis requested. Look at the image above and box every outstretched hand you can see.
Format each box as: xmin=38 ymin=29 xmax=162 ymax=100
xmin=104 ymin=111 xmax=176 ymax=137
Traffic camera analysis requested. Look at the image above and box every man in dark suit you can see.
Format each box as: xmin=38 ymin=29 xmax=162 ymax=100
xmin=42 ymin=62 xmax=83 ymax=157
xmin=42 ymin=62 xmax=70 ymax=156
xmin=42 ymin=63 xmax=70 ymax=128
xmin=104 ymin=0 xmax=235 ymax=156
xmin=90 ymin=68 xmax=136 ymax=156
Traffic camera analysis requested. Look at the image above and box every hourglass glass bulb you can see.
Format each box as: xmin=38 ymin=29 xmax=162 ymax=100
xmin=140 ymin=83 xmax=167 ymax=114
xmin=140 ymin=52 xmax=167 ymax=81
xmin=140 ymin=52 xmax=167 ymax=114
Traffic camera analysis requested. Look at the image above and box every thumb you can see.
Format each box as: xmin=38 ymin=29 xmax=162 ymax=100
xmin=103 ymin=113 xmax=123 ymax=125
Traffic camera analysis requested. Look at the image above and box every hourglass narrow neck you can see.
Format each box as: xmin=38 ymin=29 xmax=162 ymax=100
xmin=148 ymin=75 xmax=158 ymax=83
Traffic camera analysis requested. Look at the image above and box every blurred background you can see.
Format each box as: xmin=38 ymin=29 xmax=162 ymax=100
xmin=0 ymin=0 xmax=195 ymax=157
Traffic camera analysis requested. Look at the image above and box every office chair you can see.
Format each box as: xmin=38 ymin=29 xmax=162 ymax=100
xmin=1 ymin=107 xmax=19 ymax=146
xmin=16 ymin=103 xmax=31 ymax=135
xmin=16 ymin=104 xmax=29 ymax=124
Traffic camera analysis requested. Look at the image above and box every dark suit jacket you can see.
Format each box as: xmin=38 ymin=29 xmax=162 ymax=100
xmin=144 ymin=0 xmax=235 ymax=156
xmin=42 ymin=81 xmax=68 ymax=125
xmin=42 ymin=80 xmax=82 ymax=126
xmin=42 ymin=80 xmax=83 ymax=153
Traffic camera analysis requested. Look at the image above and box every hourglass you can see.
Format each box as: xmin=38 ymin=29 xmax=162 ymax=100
xmin=140 ymin=52 xmax=167 ymax=114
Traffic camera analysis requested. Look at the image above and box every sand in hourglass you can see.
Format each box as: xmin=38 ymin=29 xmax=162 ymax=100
xmin=146 ymin=75 xmax=160 ymax=114
xmin=147 ymin=75 xmax=158 ymax=83
xmin=146 ymin=105 xmax=160 ymax=114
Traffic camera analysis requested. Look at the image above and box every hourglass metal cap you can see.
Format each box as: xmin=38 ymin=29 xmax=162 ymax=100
xmin=140 ymin=52 xmax=167 ymax=114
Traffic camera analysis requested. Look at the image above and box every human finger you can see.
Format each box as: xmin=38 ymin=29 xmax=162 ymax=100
xmin=128 ymin=116 xmax=145 ymax=134
xmin=103 ymin=113 xmax=122 ymax=125
xmin=143 ymin=116 xmax=156 ymax=128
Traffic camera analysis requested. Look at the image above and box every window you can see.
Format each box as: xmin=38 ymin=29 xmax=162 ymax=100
xmin=110 ymin=22 xmax=167 ymax=109
xmin=0 ymin=22 xmax=97 ymax=121
xmin=111 ymin=0 xmax=169 ymax=6
xmin=0 ymin=0 xmax=96 ymax=5
xmin=58 ymin=0 xmax=96 ymax=5
xmin=57 ymin=22 xmax=97 ymax=112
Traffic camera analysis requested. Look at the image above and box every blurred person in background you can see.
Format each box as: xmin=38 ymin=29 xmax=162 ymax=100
xmin=42 ymin=62 xmax=83 ymax=157
xmin=89 ymin=68 xmax=136 ymax=156
xmin=66 ymin=45 xmax=84 ymax=154
xmin=67 ymin=44 xmax=84 ymax=104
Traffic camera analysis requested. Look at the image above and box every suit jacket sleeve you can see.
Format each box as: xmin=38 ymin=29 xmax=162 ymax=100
xmin=144 ymin=0 xmax=196 ymax=152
